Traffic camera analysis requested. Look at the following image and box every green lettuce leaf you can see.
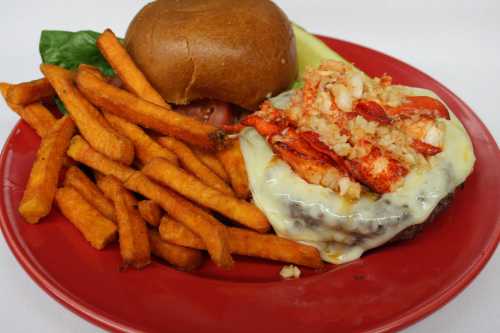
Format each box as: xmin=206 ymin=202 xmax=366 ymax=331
xmin=39 ymin=30 xmax=122 ymax=114
xmin=54 ymin=96 xmax=68 ymax=115
xmin=39 ymin=30 xmax=115 ymax=76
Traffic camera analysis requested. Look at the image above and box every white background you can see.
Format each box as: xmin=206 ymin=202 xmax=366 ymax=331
xmin=0 ymin=0 xmax=498 ymax=332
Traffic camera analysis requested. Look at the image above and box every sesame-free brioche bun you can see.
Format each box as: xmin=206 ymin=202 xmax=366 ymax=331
xmin=124 ymin=0 xmax=297 ymax=110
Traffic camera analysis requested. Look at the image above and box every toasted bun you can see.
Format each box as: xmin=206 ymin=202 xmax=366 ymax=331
xmin=125 ymin=0 xmax=297 ymax=110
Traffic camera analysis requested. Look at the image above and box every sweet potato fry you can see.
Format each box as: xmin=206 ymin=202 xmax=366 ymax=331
xmin=195 ymin=149 xmax=229 ymax=182
xmin=103 ymin=112 xmax=178 ymax=165
xmin=5 ymin=103 xmax=56 ymax=137
xmin=64 ymin=166 xmax=115 ymax=221
xmin=159 ymin=217 xmax=323 ymax=269
xmin=75 ymin=68 xmax=225 ymax=150
xmin=78 ymin=64 xmax=107 ymax=81
xmin=41 ymin=64 xmax=134 ymax=165
xmin=18 ymin=103 xmax=58 ymax=137
xmin=0 ymin=83 xmax=10 ymax=97
xmin=1 ymin=86 xmax=72 ymax=167
xmin=216 ymin=139 xmax=250 ymax=199
xmin=111 ymin=181 xmax=151 ymax=269
xmin=1 ymin=83 xmax=57 ymax=137
xmin=6 ymin=78 xmax=55 ymax=105
xmin=125 ymin=172 xmax=233 ymax=268
xmin=95 ymin=173 xmax=138 ymax=208
xmin=67 ymin=136 xmax=135 ymax=182
xmin=157 ymin=137 xmax=233 ymax=195
xmin=143 ymin=158 xmax=269 ymax=233
xmin=18 ymin=116 xmax=75 ymax=224
xmin=97 ymin=29 xmax=167 ymax=107
xmin=159 ymin=216 xmax=205 ymax=248
xmin=66 ymin=136 xmax=233 ymax=268
xmin=148 ymin=230 xmax=204 ymax=271
xmin=56 ymin=187 xmax=117 ymax=250
xmin=138 ymin=200 xmax=162 ymax=227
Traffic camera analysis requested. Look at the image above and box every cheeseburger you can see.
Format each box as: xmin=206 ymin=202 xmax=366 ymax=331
xmin=239 ymin=61 xmax=475 ymax=263
xmin=125 ymin=0 xmax=475 ymax=264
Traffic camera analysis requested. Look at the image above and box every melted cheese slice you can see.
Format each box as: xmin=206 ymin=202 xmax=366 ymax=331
xmin=240 ymin=87 xmax=475 ymax=264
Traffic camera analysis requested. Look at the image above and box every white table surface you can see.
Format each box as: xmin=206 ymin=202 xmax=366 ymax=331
xmin=0 ymin=0 xmax=498 ymax=332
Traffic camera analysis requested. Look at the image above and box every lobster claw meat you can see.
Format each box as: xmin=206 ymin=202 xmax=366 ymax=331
xmin=344 ymin=142 xmax=409 ymax=193
xmin=411 ymin=139 xmax=442 ymax=156
xmin=354 ymin=100 xmax=392 ymax=125
xmin=271 ymin=129 xmax=361 ymax=199
xmin=299 ymin=131 xmax=351 ymax=175
xmin=240 ymin=114 xmax=284 ymax=137
xmin=386 ymin=96 xmax=450 ymax=120
xmin=300 ymin=131 xmax=408 ymax=193
xmin=272 ymin=130 xmax=328 ymax=160
xmin=222 ymin=123 xmax=246 ymax=133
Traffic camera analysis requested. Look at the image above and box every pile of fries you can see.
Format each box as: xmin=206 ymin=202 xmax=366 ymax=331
xmin=1 ymin=29 xmax=323 ymax=272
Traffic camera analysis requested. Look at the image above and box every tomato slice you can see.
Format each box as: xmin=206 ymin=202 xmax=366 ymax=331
xmin=175 ymin=100 xmax=233 ymax=127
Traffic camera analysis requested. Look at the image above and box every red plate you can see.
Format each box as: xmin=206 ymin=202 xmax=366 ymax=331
xmin=1 ymin=36 xmax=499 ymax=333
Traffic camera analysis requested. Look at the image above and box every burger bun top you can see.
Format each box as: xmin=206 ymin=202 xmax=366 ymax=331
xmin=125 ymin=0 xmax=297 ymax=109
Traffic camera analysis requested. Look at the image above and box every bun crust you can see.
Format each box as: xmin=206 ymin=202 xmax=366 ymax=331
xmin=125 ymin=0 xmax=297 ymax=109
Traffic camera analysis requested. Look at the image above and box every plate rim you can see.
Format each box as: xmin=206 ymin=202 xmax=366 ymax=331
xmin=0 ymin=35 xmax=499 ymax=333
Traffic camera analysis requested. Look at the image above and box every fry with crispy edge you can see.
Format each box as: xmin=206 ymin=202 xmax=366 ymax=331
xmin=78 ymin=64 xmax=106 ymax=80
xmin=56 ymin=187 xmax=117 ymax=250
xmin=18 ymin=104 xmax=58 ymax=137
xmin=75 ymin=69 xmax=225 ymax=150
xmin=195 ymin=149 xmax=229 ymax=182
xmin=143 ymin=158 xmax=269 ymax=233
xmin=18 ymin=116 xmax=75 ymax=223
xmin=159 ymin=217 xmax=323 ymax=269
xmin=97 ymin=29 xmax=167 ymax=107
xmin=1 ymin=84 xmax=73 ymax=167
xmin=64 ymin=166 xmax=115 ymax=221
xmin=5 ymin=78 xmax=55 ymax=105
xmin=40 ymin=64 xmax=134 ymax=165
xmin=96 ymin=173 xmax=138 ymax=208
xmin=78 ymin=66 xmax=176 ymax=165
xmin=76 ymin=64 xmax=171 ymax=164
xmin=103 ymin=112 xmax=178 ymax=165
xmin=157 ymin=137 xmax=233 ymax=195
xmin=1 ymin=83 xmax=57 ymax=137
xmin=111 ymin=180 xmax=151 ymax=269
xmin=216 ymin=139 xmax=250 ymax=199
xmin=0 ymin=83 xmax=10 ymax=97
xmin=149 ymin=230 xmax=204 ymax=271
xmin=66 ymin=136 xmax=233 ymax=268
xmin=138 ymin=200 xmax=162 ymax=227
xmin=126 ymin=172 xmax=233 ymax=269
